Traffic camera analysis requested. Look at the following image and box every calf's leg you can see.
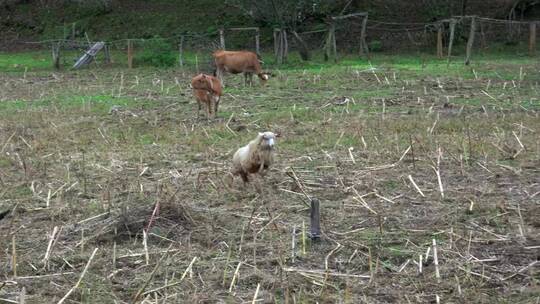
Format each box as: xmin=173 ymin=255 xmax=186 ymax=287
xmin=212 ymin=95 xmax=220 ymax=119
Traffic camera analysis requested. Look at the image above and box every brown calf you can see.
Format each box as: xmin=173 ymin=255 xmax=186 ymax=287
xmin=213 ymin=50 xmax=269 ymax=86
xmin=190 ymin=73 xmax=222 ymax=119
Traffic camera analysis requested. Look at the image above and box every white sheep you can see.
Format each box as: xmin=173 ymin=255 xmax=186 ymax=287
xmin=231 ymin=132 xmax=277 ymax=183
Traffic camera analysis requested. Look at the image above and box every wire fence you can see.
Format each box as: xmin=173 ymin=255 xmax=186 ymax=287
xmin=5 ymin=15 xmax=539 ymax=70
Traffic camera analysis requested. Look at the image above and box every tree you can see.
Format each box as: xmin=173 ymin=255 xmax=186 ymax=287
xmin=508 ymin=0 xmax=540 ymax=20
xmin=226 ymin=0 xmax=347 ymax=60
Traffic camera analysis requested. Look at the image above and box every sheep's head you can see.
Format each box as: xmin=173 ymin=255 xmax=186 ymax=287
xmin=258 ymin=131 xmax=276 ymax=150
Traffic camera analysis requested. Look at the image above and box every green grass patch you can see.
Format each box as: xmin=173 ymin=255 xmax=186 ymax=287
xmin=0 ymin=94 xmax=139 ymax=113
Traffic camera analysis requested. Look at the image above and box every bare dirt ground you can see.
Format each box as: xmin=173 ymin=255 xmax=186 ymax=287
xmin=0 ymin=58 xmax=539 ymax=303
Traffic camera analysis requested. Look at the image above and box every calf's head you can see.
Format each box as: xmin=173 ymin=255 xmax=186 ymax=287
xmin=191 ymin=74 xmax=214 ymax=91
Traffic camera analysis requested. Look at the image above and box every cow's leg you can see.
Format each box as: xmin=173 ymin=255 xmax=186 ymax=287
xmin=244 ymin=72 xmax=253 ymax=87
xmin=216 ymin=68 xmax=225 ymax=87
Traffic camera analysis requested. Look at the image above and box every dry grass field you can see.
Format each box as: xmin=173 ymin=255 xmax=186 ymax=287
xmin=0 ymin=52 xmax=539 ymax=303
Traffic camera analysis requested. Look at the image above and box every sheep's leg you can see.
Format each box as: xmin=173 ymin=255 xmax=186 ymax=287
xmin=224 ymin=171 xmax=235 ymax=189
xmin=239 ymin=172 xmax=249 ymax=183
xmin=253 ymin=178 xmax=263 ymax=194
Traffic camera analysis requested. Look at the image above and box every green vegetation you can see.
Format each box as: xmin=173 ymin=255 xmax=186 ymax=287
xmin=135 ymin=36 xmax=177 ymax=67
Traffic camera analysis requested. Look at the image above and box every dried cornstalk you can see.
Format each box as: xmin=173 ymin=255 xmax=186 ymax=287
xmin=251 ymin=283 xmax=261 ymax=304
xmin=133 ymin=245 xmax=173 ymax=301
xmin=408 ymin=175 xmax=425 ymax=197
xmin=142 ymin=256 xmax=198 ymax=296
xmin=57 ymin=248 xmax=99 ymax=304
xmin=433 ymin=239 xmax=440 ymax=283
xmin=43 ymin=226 xmax=60 ymax=270
xmin=432 ymin=147 xmax=445 ymax=198
xmin=228 ymin=262 xmax=242 ymax=293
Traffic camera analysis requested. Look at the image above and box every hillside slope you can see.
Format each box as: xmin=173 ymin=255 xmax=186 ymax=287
xmin=1 ymin=0 xmax=537 ymax=51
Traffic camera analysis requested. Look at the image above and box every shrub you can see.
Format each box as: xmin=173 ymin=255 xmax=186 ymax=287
xmin=136 ymin=37 xmax=177 ymax=67
xmin=368 ymin=40 xmax=383 ymax=52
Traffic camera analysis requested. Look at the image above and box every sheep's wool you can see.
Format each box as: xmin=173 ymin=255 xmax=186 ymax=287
xmin=232 ymin=132 xmax=276 ymax=181
xmin=234 ymin=145 xmax=250 ymax=164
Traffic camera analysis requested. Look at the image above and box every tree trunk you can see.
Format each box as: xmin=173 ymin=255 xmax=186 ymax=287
xmin=360 ymin=15 xmax=369 ymax=57
xmin=447 ymin=19 xmax=456 ymax=65
xmin=465 ymin=17 xmax=476 ymax=65
xmin=291 ymin=30 xmax=310 ymax=61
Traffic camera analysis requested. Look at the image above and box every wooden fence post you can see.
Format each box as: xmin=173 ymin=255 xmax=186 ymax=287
xmin=219 ymin=29 xmax=225 ymax=49
xmin=324 ymin=23 xmax=337 ymax=62
xmin=103 ymin=43 xmax=111 ymax=65
xmin=324 ymin=26 xmax=331 ymax=61
xmin=309 ymin=198 xmax=321 ymax=241
xmin=52 ymin=42 xmax=60 ymax=70
xmin=465 ymin=17 xmax=476 ymax=65
xmin=255 ymin=28 xmax=260 ymax=55
xmin=275 ymin=29 xmax=282 ymax=64
xmin=274 ymin=29 xmax=279 ymax=57
xmin=127 ymin=39 xmax=133 ymax=69
xmin=529 ymin=22 xmax=536 ymax=56
xmin=332 ymin=23 xmax=337 ymax=62
xmin=479 ymin=21 xmax=487 ymax=49
xmin=437 ymin=24 xmax=444 ymax=58
xmin=179 ymin=35 xmax=184 ymax=67
xmin=276 ymin=29 xmax=288 ymax=64
xmin=360 ymin=15 xmax=369 ymax=57
xmin=283 ymin=30 xmax=288 ymax=59
xmin=447 ymin=19 xmax=456 ymax=65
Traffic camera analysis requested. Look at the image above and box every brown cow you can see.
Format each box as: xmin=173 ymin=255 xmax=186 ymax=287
xmin=190 ymin=73 xmax=222 ymax=119
xmin=213 ymin=50 xmax=269 ymax=86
